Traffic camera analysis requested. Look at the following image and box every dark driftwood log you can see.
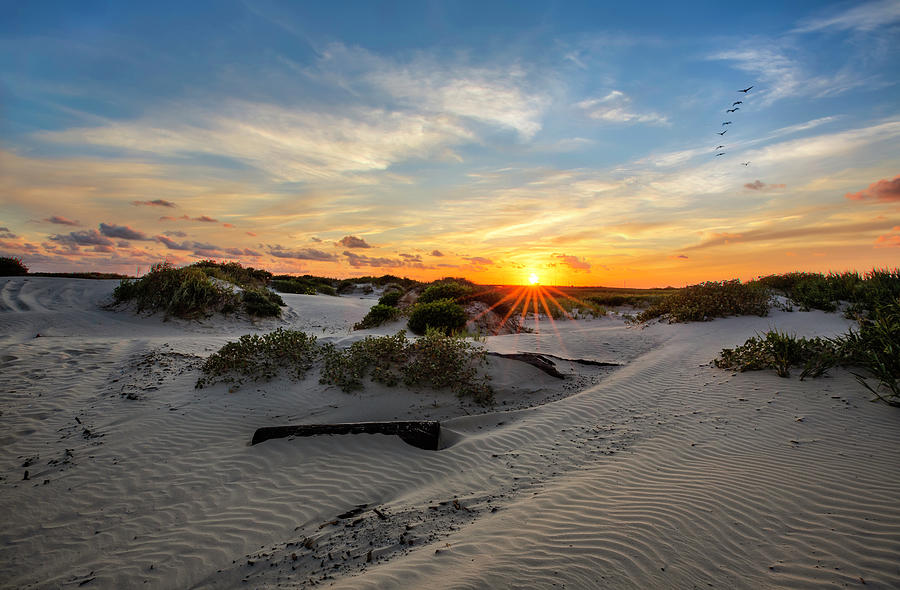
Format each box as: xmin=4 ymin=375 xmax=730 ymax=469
xmin=487 ymin=352 xmax=566 ymax=378
xmin=488 ymin=351 xmax=621 ymax=379
xmin=251 ymin=421 xmax=441 ymax=450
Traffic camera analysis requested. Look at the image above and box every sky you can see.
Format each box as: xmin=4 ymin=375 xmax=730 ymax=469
xmin=1 ymin=0 xmax=898 ymax=287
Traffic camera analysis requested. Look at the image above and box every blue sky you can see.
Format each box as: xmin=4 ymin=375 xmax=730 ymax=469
xmin=1 ymin=0 xmax=898 ymax=285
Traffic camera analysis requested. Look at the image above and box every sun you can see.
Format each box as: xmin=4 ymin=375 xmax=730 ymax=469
xmin=528 ymin=273 xmax=540 ymax=285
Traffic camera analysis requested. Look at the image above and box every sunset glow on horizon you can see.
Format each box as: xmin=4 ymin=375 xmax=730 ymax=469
xmin=1 ymin=1 xmax=898 ymax=288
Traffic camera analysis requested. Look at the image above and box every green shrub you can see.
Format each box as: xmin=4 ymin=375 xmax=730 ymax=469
xmin=378 ymin=290 xmax=402 ymax=307
xmin=112 ymin=262 xmax=240 ymax=318
xmin=271 ymin=279 xmax=316 ymax=295
xmin=0 ymin=256 xmax=28 ymax=276
xmin=196 ymin=328 xmax=318 ymax=388
xmin=637 ymin=280 xmax=770 ymax=323
xmin=242 ymin=287 xmax=284 ymax=317
xmin=354 ymin=303 xmax=401 ymax=330
xmin=715 ymin=330 xmax=839 ymax=379
xmin=408 ymin=299 xmax=468 ymax=335
xmin=320 ymin=331 xmax=409 ymax=391
xmin=192 ymin=260 xmax=272 ymax=289
xmin=319 ymin=329 xmax=493 ymax=403
xmin=418 ymin=280 xmax=472 ymax=304
xmin=402 ymin=328 xmax=494 ymax=404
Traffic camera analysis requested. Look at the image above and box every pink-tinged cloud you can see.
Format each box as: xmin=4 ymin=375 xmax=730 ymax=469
xmin=155 ymin=236 xmax=193 ymax=250
xmin=399 ymin=253 xmax=423 ymax=263
xmin=99 ymin=222 xmax=150 ymax=241
xmin=673 ymin=254 xmax=689 ymax=259
xmin=44 ymin=215 xmax=80 ymax=226
xmin=744 ymin=180 xmax=786 ymax=191
xmin=552 ymin=253 xmax=591 ymax=271
xmin=875 ymin=226 xmax=900 ymax=248
xmin=431 ymin=250 xmax=444 ymax=257
xmin=464 ymin=256 xmax=494 ymax=266
xmin=133 ymin=199 xmax=176 ymax=208
xmin=224 ymin=247 xmax=261 ymax=257
xmin=343 ymin=251 xmax=402 ymax=268
xmin=246 ymin=231 xmax=257 ymax=237
xmin=195 ymin=216 xmax=218 ymax=223
xmin=269 ymin=246 xmax=337 ymax=261
xmin=845 ymin=175 xmax=900 ymax=203
xmin=223 ymin=223 xmax=235 ymax=228
xmin=337 ymin=235 xmax=372 ymax=249
xmin=159 ymin=215 xmax=219 ymax=223
xmin=49 ymin=229 xmax=114 ymax=250
xmin=159 ymin=216 xmax=177 ymax=221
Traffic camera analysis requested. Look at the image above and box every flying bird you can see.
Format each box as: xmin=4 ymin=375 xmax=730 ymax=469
xmin=732 ymin=101 xmax=743 ymax=106
xmin=738 ymin=86 xmax=753 ymax=93
xmin=717 ymin=130 xmax=728 ymax=135
xmin=726 ymin=107 xmax=739 ymax=113
xmin=714 ymin=145 xmax=725 ymax=149
xmin=716 ymin=152 xmax=726 ymax=156
xmin=722 ymin=121 xmax=732 ymax=125
xmin=741 ymin=161 xmax=751 ymax=166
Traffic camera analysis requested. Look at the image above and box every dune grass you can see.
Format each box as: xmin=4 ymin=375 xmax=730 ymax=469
xmin=714 ymin=269 xmax=900 ymax=405
xmin=112 ymin=261 xmax=283 ymax=319
xmin=636 ymin=280 xmax=771 ymax=323
xmin=198 ymin=328 xmax=494 ymax=404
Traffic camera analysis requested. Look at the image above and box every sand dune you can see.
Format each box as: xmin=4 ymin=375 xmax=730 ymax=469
xmin=1 ymin=277 xmax=898 ymax=589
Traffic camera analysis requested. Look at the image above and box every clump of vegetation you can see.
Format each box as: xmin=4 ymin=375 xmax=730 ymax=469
xmin=242 ymin=287 xmax=285 ymax=317
xmin=196 ymin=328 xmax=318 ymax=388
xmin=0 ymin=256 xmax=28 ymax=276
xmin=112 ymin=262 xmax=284 ymax=319
xmin=272 ymin=274 xmax=338 ymax=296
xmin=407 ymin=299 xmax=468 ymax=335
xmin=378 ymin=290 xmax=403 ymax=307
xmin=714 ymin=269 xmax=900 ymax=405
xmin=193 ymin=260 xmax=272 ymax=289
xmin=715 ymin=330 xmax=841 ymax=378
xmin=320 ymin=331 xmax=410 ymax=391
xmin=354 ymin=303 xmax=401 ymax=330
xmin=418 ymin=279 xmax=473 ymax=304
xmin=113 ymin=263 xmax=241 ymax=318
xmin=637 ymin=280 xmax=770 ymax=323
xmin=320 ymin=329 xmax=493 ymax=403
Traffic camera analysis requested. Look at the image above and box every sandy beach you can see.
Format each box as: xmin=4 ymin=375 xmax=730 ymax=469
xmin=2 ymin=276 xmax=899 ymax=589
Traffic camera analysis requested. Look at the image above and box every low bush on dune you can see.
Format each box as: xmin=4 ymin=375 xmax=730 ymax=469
xmin=378 ymin=290 xmax=403 ymax=307
xmin=636 ymin=280 xmax=770 ymax=323
xmin=193 ymin=260 xmax=272 ymax=289
xmin=241 ymin=287 xmax=285 ymax=317
xmin=407 ymin=299 xmax=468 ymax=335
xmin=320 ymin=329 xmax=493 ymax=403
xmin=197 ymin=328 xmax=494 ymax=404
xmin=272 ymin=275 xmax=338 ymax=296
xmin=113 ymin=263 xmax=240 ymax=318
xmin=417 ymin=279 xmax=473 ymax=304
xmin=354 ymin=303 xmax=401 ymax=330
xmin=0 ymin=256 xmax=28 ymax=276
xmin=112 ymin=262 xmax=283 ymax=319
xmin=715 ymin=329 xmax=843 ymax=379
xmin=196 ymin=328 xmax=318 ymax=388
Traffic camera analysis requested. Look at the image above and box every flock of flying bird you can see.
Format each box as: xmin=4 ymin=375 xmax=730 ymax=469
xmin=714 ymin=85 xmax=753 ymax=166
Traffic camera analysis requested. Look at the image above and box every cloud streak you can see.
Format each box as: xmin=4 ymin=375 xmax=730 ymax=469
xmin=845 ymin=175 xmax=900 ymax=203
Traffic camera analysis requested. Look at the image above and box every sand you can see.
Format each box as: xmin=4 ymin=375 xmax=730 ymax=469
xmin=1 ymin=276 xmax=899 ymax=589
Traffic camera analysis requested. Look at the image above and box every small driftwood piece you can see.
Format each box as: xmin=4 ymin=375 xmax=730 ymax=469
xmin=251 ymin=421 xmax=441 ymax=450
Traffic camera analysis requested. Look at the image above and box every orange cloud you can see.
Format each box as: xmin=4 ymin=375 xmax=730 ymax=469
xmin=845 ymin=175 xmax=900 ymax=202
xmin=551 ymin=253 xmax=591 ymax=271
xmin=44 ymin=215 xmax=80 ymax=226
xmin=337 ymin=235 xmax=371 ymax=248
xmin=875 ymin=226 xmax=900 ymax=248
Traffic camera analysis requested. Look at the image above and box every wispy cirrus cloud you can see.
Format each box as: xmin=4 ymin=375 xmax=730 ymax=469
xmin=744 ymin=180 xmax=786 ymax=191
xmin=577 ymin=91 xmax=668 ymax=125
xmin=845 ymin=175 xmax=900 ymax=203
xmin=794 ymin=0 xmax=900 ymax=33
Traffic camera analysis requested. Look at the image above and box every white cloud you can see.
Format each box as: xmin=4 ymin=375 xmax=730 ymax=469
xmin=577 ymin=91 xmax=668 ymax=125
xmin=794 ymin=0 xmax=900 ymax=33
xmin=710 ymin=46 xmax=866 ymax=105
